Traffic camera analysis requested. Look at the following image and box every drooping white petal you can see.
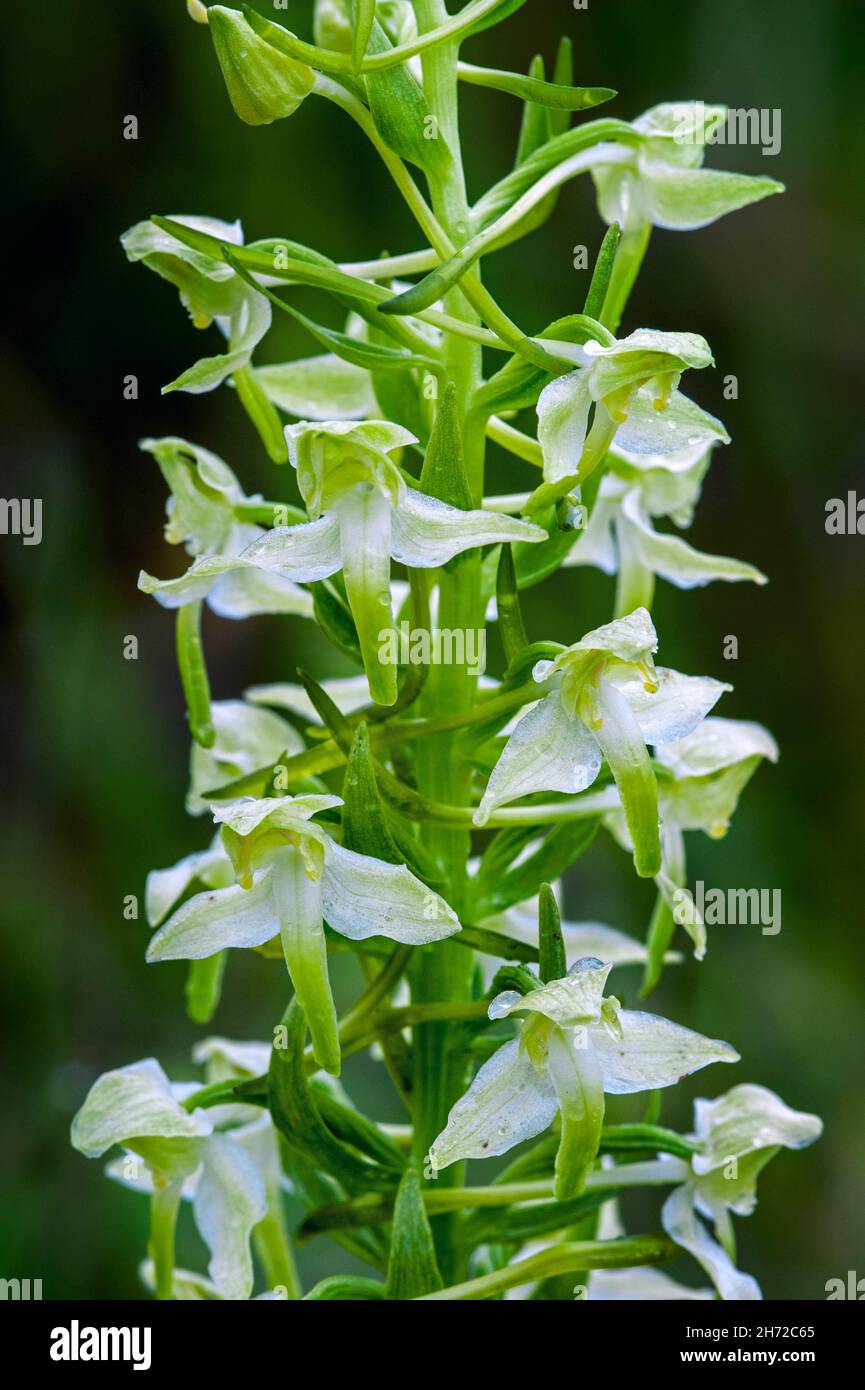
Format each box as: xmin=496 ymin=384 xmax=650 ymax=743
xmin=590 ymin=1009 xmax=739 ymax=1094
xmin=570 ymin=606 xmax=658 ymax=665
xmin=428 ymin=1039 xmax=558 ymax=1173
xmin=474 ymin=691 xmax=603 ymax=827
xmin=71 ymin=1059 xmax=211 ymax=1160
xmin=146 ymin=835 xmax=233 ymax=927
xmin=620 ymin=487 xmax=765 ymax=589
xmin=391 ymin=488 xmax=546 ymax=568
xmin=207 ymin=568 xmax=315 ymax=619
xmin=691 ymin=1084 xmax=823 ymax=1177
xmin=244 ymin=674 xmax=372 ymax=721
xmin=642 ymin=161 xmax=784 ymax=232
xmin=211 ymin=793 xmax=341 ymax=839
xmin=655 ymin=718 xmax=779 ymax=779
xmin=612 ymin=386 xmax=729 ymax=458
xmin=192 ymin=1037 xmax=272 ymax=1082
xmin=616 ymin=667 xmax=731 ymax=746
xmin=146 ymin=869 xmax=279 ymax=961
xmin=230 ymin=513 xmax=343 ymax=582
xmin=589 ymin=1265 xmax=715 ymax=1300
xmin=662 ymin=1184 xmax=762 ymax=1301
xmin=536 ymin=369 xmax=594 ymax=485
xmin=322 ymin=841 xmax=460 ymax=944
xmin=193 ymin=1133 xmax=267 ymax=1300
xmin=165 ymin=290 xmax=272 ymax=394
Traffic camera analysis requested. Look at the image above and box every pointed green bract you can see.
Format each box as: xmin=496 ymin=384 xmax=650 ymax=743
xmin=385 ymin=1168 xmax=443 ymax=1298
xmin=209 ymin=7 xmax=315 ymax=126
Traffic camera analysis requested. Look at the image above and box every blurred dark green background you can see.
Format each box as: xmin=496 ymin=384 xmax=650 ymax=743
xmin=1 ymin=0 xmax=863 ymax=1300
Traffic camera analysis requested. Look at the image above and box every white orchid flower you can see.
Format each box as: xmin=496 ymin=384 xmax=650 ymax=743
xmin=147 ymin=794 xmax=461 ymax=1075
xmin=661 ymin=1084 xmax=822 ymax=1300
xmin=71 ymin=1058 xmax=267 ymax=1301
xmin=137 ymin=437 xmax=312 ymax=619
xmin=536 ymin=329 xmax=727 ymax=491
xmin=474 ymin=608 xmax=730 ymax=878
xmin=592 ymin=102 xmax=784 ymax=233
xmin=186 ymin=699 xmax=305 ymax=815
xmin=138 ymin=420 xmax=545 ymax=705
xmin=564 ymin=438 xmax=766 ymax=610
xmin=429 ymin=956 xmax=738 ymax=1199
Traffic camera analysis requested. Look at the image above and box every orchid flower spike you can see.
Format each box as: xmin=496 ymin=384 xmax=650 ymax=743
xmin=536 ymin=328 xmax=726 ymax=494
xmin=139 ymin=420 xmax=546 ymax=705
xmin=661 ymin=1084 xmax=822 ymax=1300
xmin=592 ymin=102 xmax=784 ymax=233
xmin=146 ymin=794 xmax=461 ymax=1075
xmin=429 ymin=956 xmax=738 ymax=1200
xmin=474 ymin=607 xmax=730 ymax=878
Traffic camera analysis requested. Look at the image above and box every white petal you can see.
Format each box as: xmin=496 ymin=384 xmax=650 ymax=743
xmin=616 ymin=667 xmax=731 ymax=745
xmin=620 ymin=487 xmax=765 ymax=589
xmin=192 ymin=1037 xmax=272 ymax=1083
xmin=254 ymin=355 xmax=376 ymax=420
xmin=589 ymin=1265 xmax=714 ymax=1300
xmin=244 ymin=674 xmax=372 ymax=721
xmin=211 ymin=794 xmax=340 ymax=838
xmin=474 ymin=691 xmax=602 ymax=826
xmin=321 ymin=841 xmax=461 ymax=944
xmin=613 ymin=385 xmax=728 ymax=457
xmin=429 ymin=1040 xmax=558 ymax=1172
xmin=591 ymin=1009 xmax=739 ymax=1094
xmin=655 ymin=717 xmax=779 ymax=779
xmin=692 ymin=1084 xmax=823 ymax=1177
xmin=194 ymin=1134 xmax=267 ymax=1300
xmin=188 ymin=700 xmax=305 ymax=815
xmin=146 ymin=870 xmax=279 ymax=961
xmin=489 ymin=960 xmax=611 ymax=1027
xmin=71 ymin=1059 xmax=211 ymax=1159
xmin=146 ymin=836 xmax=233 ymax=927
xmin=537 ymin=370 xmax=593 ymax=485
xmin=391 ymin=488 xmax=545 ymax=568
xmin=207 ymin=568 xmax=315 ymax=619
xmin=662 ymin=1184 xmax=762 ymax=1300
xmin=570 ymin=606 xmax=657 ymax=665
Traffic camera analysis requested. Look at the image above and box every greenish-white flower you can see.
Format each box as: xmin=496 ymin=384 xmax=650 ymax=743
xmin=474 ymin=608 xmax=730 ymax=879
xmin=537 ymin=328 xmax=726 ymax=489
xmin=71 ymin=1057 xmax=267 ymax=1300
xmin=429 ymin=957 xmax=738 ymax=1199
xmin=137 ymin=437 xmax=313 ymax=621
xmin=185 ymin=699 xmax=305 ymax=815
xmin=565 ymin=438 xmax=766 ymax=600
xmin=661 ymin=1084 xmax=822 ymax=1300
xmin=140 ymin=420 xmax=546 ymax=705
xmin=147 ymin=794 xmax=461 ymax=1075
xmin=592 ymin=102 xmax=784 ymax=233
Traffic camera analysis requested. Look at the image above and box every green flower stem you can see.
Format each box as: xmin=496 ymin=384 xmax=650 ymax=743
xmin=339 ymin=249 xmax=439 ymax=279
xmin=486 ymin=415 xmax=544 ymax=467
xmin=148 ymin=1178 xmax=183 ymax=1301
xmin=416 ymin=1233 xmax=680 ymax=1300
xmin=253 ymin=1188 xmax=302 ymax=1300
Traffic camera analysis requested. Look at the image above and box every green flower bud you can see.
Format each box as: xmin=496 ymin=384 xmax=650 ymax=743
xmin=209 ymin=6 xmax=315 ymax=126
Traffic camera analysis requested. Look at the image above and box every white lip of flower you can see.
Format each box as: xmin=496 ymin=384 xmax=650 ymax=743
xmin=591 ymin=101 xmax=784 ymax=233
xmin=473 ymin=607 xmax=731 ymax=878
xmin=146 ymin=793 xmax=461 ymax=1075
xmin=70 ymin=1057 xmax=267 ymax=1301
xmin=137 ymin=438 xmax=313 ymax=621
xmin=428 ymin=956 xmax=738 ymax=1199
xmin=660 ymin=1083 xmax=822 ymax=1301
xmin=604 ymin=716 xmax=779 ymax=960
xmin=535 ymin=328 xmax=725 ymax=490
xmin=135 ymin=420 xmax=546 ymax=707
xmin=564 ymin=437 xmax=767 ymax=591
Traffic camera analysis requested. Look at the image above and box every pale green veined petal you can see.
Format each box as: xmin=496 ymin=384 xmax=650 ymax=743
xmin=193 ymin=1134 xmax=267 ymax=1300
xmin=615 ymin=667 xmax=731 ymax=746
xmin=473 ymin=691 xmax=603 ymax=827
xmin=590 ymin=1009 xmax=738 ymax=1094
xmin=71 ymin=1059 xmax=211 ymax=1161
xmin=692 ymin=1084 xmax=823 ymax=1178
xmin=537 ymin=369 xmax=593 ymax=485
xmin=620 ymin=488 xmax=766 ymax=589
xmin=662 ymin=1184 xmax=762 ymax=1301
xmin=569 ymin=606 xmax=658 ymax=665
xmin=610 ymin=439 xmax=715 ymax=526
xmin=141 ymin=436 xmax=240 ymax=556
xmin=212 ymin=794 xmax=341 ymax=839
xmin=146 ymin=870 xmax=279 ymax=961
xmin=254 ymin=356 xmax=377 ymax=421
xmin=189 ymin=701 xmax=306 ymax=814
xmin=165 ymin=290 xmax=272 ymax=394
xmin=548 ymin=1027 xmax=606 ymax=1198
xmin=209 ymin=5 xmax=316 ymax=126
xmin=233 ymin=514 xmax=343 ymax=580
xmin=146 ymin=835 xmax=233 ymax=927
xmin=208 ymin=568 xmax=315 ymax=620
xmin=656 ymin=718 xmax=779 ymax=779
xmin=272 ymin=845 xmax=341 ymax=1076
xmin=591 ymin=673 xmax=660 ymax=878
xmin=643 ymin=160 xmax=784 ymax=231
xmin=193 ymin=1037 xmax=273 ymax=1083
xmin=429 ymin=1039 xmax=558 ymax=1173
xmin=333 ymin=485 xmax=397 ymax=705
xmin=613 ymin=386 xmax=729 ymax=458
xmin=661 ymin=758 xmax=766 ymax=840
xmin=245 ymin=674 xmax=372 ymax=721
xmin=634 ymin=102 xmax=728 ymax=168
xmin=391 ymin=488 xmax=546 ymax=567
xmin=121 ymin=214 xmax=244 ymax=327
xmin=489 ymin=959 xmax=611 ymax=1027
xmin=322 ymin=841 xmax=460 ymax=944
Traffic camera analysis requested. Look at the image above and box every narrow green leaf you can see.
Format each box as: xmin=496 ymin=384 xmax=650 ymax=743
xmin=453 ymin=923 xmax=538 ymax=964
xmin=419 ymin=382 xmax=473 ymax=509
xmin=268 ymin=1000 xmax=399 ymax=1192
xmin=496 ymin=544 xmax=528 ymax=667
xmin=311 ymin=578 xmax=364 ymax=665
xmin=352 ymin=0 xmax=376 ymax=71
xmin=342 ymin=722 xmax=403 ymax=864
xmin=515 ymin=56 xmax=552 ymax=166
xmin=581 ymin=222 xmax=622 ymax=321
xmin=304 ymin=1276 xmax=386 ymax=1300
xmin=232 ymin=364 xmax=289 ymax=463
xmin=550 ymin=37 xmax=574 ymax=137
xmin=385 ymin=1169 xmax=444 ymax=1299
xmin=176 ymin=601 xmax=214 ymax=748
xmin=309 ymin=1082 xmax=407 ymax=1172
xmin=296 ymin=668 xmax=355 ymax=749
xmin=379 ymin=245 xmax=477 ymax=318
xmin=538 ymin=882 xmax=566 ymax=982
xmin=458 ymin=62 xmax=615 ymax=112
